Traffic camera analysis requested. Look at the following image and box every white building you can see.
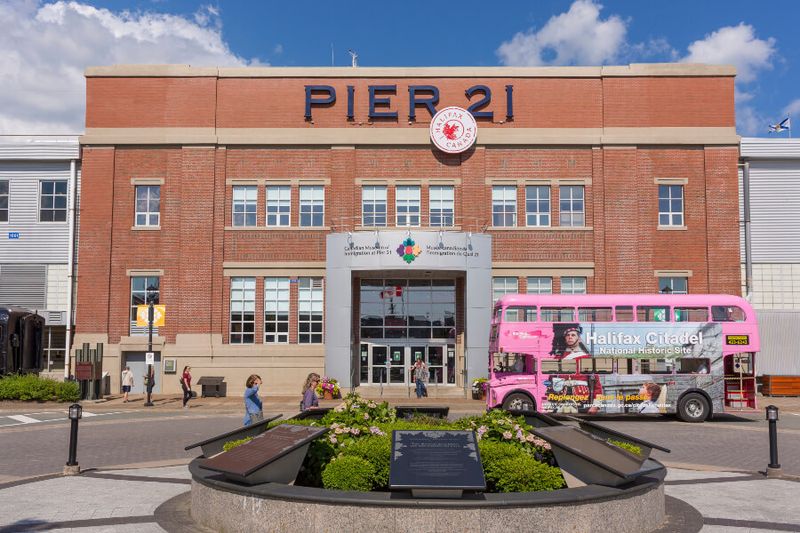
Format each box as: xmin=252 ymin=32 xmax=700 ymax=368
xmin=0 ymin=136 xmax=80 ymax=375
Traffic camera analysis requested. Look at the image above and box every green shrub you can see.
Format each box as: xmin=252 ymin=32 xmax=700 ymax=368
xmin=55 ymin=380 xmax=81 ymax=402
xmin=0 ymin=374 xmax=77 ymax=402
xmin=339 ymin=435 xmax=392 ymax=489
xmin=453 ymin=410 xmax=555 ymax=464
xmin=607 ymin=439 xmax=642 ymax=456
xmin=480 ymin=440 xmax=564 ymax=492
xmin=223 ymin=437 xmax=253 ymax=452
xmin=321 ymin=455 xmax=376 ymax=491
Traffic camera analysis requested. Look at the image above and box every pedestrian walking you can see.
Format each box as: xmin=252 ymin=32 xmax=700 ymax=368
xmin=181 ymin=366 xmax=193 ymax=409
xmin=243 ymin=374 xmax=264 ymax=426
xmin=121 ymin=366 xmax=134 ymax=403
xmin=411 ymin=356 xmax=428 ymax=398
xmin=301 ymin=373 xmax=320 ymax=411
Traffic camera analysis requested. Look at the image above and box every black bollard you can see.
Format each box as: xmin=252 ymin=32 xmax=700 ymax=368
xmin=64 ymin=403 xmax=82 ymax=475
xmin=766 ymin=405 xmax=781 ymax=477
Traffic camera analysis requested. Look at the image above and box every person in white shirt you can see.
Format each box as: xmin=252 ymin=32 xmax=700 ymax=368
xmin=121 ymin=366 xmax=134 ymax=403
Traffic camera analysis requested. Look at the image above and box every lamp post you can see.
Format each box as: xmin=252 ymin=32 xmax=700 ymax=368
xmin=64 ymin=403 xmax=82 ymax=475
xmin=766 ymin=405 xmax=781 ymax=477
xmin=144 ymin=301 xmax=154 ymax=407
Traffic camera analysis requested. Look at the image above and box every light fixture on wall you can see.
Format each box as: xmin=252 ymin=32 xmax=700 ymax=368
xmin=438 ymin=230 xmax=444 ymax=248
xmin=347 ymin=231 xmax=354 ymax=249
xmin=374 ymin=229 xmax=380 ymax=248
xmin=466 ymin=231 xmax=473 ymax=251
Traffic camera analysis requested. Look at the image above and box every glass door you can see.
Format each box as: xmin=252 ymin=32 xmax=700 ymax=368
xmin=371 ymin=345 xmax=388 ymax=385
xmin=427 ymin=345 xmax=444 ymax=384
xmin=389 ymin=346 xmax=407 ymax=384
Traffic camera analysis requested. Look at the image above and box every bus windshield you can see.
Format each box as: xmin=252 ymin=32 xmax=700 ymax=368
xmin=486 ymin=294 xmax=759 ymax=422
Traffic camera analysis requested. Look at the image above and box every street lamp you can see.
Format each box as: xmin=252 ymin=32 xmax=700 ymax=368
xmin=64 ymin=403 xmax=82 ymax=475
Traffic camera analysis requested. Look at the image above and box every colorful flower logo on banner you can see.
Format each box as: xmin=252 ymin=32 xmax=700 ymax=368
xmin=396 ymin=237 xmax=421 ymax=264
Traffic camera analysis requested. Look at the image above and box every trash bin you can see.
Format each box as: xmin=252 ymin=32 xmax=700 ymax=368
xmin=197 ymin=376 xmax=227 ymax=398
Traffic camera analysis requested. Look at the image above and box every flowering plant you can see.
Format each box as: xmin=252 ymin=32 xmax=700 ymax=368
xmin=315 ymin=377 xmax=341 ymax=398
xmin=321 ymin=392 xmax=396 ymax=447
xmin=472 ymin=377 xmax=489 ymax=392
xmin=453 ymin=409 xmax=555 ymax=465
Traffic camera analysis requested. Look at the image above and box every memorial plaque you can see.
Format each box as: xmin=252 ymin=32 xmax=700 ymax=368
xmin=184 ymin=414 xmax=283 ymax=457
xmin=395 ymin=406 xmax=449 ymax=420
xmin=576 ymin=419 xmax=670 ymax=459
xmin=389 ymin=430 xmax=485 ymax=498
xmin=290 ymin=407 xmax=333 ymax=421
xmin=200 ymin=423 xmax=328 ymax=485
xmin=75 ymin=362 xmax=93 ymax=381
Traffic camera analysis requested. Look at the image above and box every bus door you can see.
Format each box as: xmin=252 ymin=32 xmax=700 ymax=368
xmin=724 ymin=353 xmax=756 ymax=409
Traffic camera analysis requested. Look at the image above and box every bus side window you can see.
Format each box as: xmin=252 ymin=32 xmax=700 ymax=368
xmin=640 ymin=358 xmax=672 ymax=374
xmin=679 ymin=358 xmax=710 ymax=374
xmin=541 ymin=307 xmax=575 ymax=322
xmin=711 ymin=305 xmax=746 ymax=322
xmin=505 ymin=306 xmax=537 ymax=322
xmin=615 ymin=306 xmax=634 ymax=322
xmin=675 ymin=307 xmax=709 ymax=322
xmin=614 ymin=358 xmax=636 ymax=374
xmin=578 ymin=307 xmax=613 ymax=322
xmin=578 ymin=357 xmax=613 ymax=374
xmin=637 ymin=306 xmax=670 ymax=322
xmin=541 ymin=358 xmax=576 ymax=374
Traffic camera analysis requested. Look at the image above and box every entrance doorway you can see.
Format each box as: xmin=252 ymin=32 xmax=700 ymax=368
xmin=359 ymin=342 xmax=456 ymax=386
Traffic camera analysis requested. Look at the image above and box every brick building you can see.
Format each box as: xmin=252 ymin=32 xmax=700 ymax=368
xmin=74 ymin=64 xmax=741 ymax=396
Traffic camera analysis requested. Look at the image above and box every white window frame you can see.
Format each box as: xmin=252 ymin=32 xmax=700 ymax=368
xmin=658 ymin=185 xmax=684 ymax=227
xmin=492 ymin=277 xmax=519 ymax=304
xmin=659 ymin=276 xmax=688 ymax=294
xmin=298 ymin=277 xmax=324 ymax=344
xmin=299 ymin=185 xmax=325 ymax=227
xmin=560 ymin=277 xmax=587 ymax=294
xmin=492 ymin=185 xmax=517 ymax=227
xmin=230 ymin=277 xmax=256 ymax=344
xmin=135 ymin=185 xmax=161 ymax=227
xmin=525 ymin=185 xmax=550 ymax=227
xmin=559 ymin=185 xmax=584 ymax=227
xmin=395 ymin=185 xmax=420 ymax=227
xmin=39 ymin=180 xmax=68 ymax=223
xmin=232 ymin=185 xmax=258 ymax=227
xmin=266 ymin=185 xmax=291 ymax=227
xmin=362 ymin=185 xmax=387 ymax=227
xmin=129 ymin=276 xmax=160 ymax=335
xmin=0 ymin=180 xmax=8 ymax=222
xmin=429 ymin=185 xmax=454 ymax=227
xmin=264 ymin=277 xmax=290 ymax=343
xmin=526 ymin=276 xmax=553 ymax=294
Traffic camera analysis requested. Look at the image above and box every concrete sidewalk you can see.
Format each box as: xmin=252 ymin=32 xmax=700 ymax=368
xmin=0 ymin=462 xmax=798 ymax=532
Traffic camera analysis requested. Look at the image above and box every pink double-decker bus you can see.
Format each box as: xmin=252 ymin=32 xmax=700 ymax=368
xmin=487 ymin=294 xmax=759 ymax=423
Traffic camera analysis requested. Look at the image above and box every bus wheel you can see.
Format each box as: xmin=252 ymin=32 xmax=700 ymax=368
xmin=502 ymin=393 xmax=534 ymax=412
xmin=678 ymin=393 xmax=709 ymax=423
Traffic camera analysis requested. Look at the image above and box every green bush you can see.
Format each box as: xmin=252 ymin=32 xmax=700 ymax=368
xmin=479 ymin=440 xmax=564 ymax=492
xmin=339 ymin=435 xmax=392 ymax=489
xmin=321 ymin=455 xmax=376 ymax=491
xmin=0 ymin=374 xmax=79 ymax=402
xmin=222 ymin=437 xmax=253 ymax=452
xmin=607 ymin=439 xmax=642 ymax=456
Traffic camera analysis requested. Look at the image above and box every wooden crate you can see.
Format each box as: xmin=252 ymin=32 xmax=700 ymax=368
xmin=762 ymin=375 xmax=800 ymax=397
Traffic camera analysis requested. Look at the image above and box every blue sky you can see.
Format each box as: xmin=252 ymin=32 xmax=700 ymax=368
xmin=1 ymin=0 xmax=797 ymax=135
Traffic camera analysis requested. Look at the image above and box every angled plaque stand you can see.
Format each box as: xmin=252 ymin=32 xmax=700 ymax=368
xmin=199 ymin=424 xmax=328 ymax=485
xmin=505 ymin=408 xmax=563 ymax=428
xmin=533 ymin=425 xmax=662 ymax=488
xmin=570 ymin=418 xmax=671 ymax=460
xmin=389 ymin=430 xmax=485 ymax=498
xmin=395 ymin=406 xmax=450 ymax=420
xmin=290 ymin=407 xmax=333 ymax=421
xmin=184 ymin=414 xmax=283 ymax=458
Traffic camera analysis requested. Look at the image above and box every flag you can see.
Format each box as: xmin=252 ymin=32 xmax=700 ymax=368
xmin=768 ymin=117 xmax=791 ymax=133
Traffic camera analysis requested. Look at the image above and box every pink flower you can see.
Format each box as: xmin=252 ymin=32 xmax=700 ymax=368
xmin=502 ymin=431 xmax=512 ymax=439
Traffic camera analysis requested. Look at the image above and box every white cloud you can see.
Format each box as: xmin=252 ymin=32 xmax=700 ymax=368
xmin=496 ymin=0 xmax=627 ymax=66
xmin=682 ymin=23 xmax=775 ymax=83
xmin=0 ymin=0 xmax=260 ymax=134
xmin=737 ymin=105 xmax=769 ymax=136
xmin=783 ymin=99 xmax=800 ymax=117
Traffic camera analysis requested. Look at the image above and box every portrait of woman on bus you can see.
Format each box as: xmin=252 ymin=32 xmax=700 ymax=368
xmin=637 ymin=382 xmax=662 ymax=413
xmin=551 ymin=324 xmax=591 ymax=360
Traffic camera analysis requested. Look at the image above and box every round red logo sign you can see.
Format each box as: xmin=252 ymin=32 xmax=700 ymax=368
xmin=429 ymin=106 xmax=477 ymax=154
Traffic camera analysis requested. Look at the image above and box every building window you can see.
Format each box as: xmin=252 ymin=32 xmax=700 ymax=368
xmin=130 ymin=276 xmax=160 ymax=335
xmin=40 ymin=180 xmax=67 ymax=222
xmin=230 ymin=277 xmax=256 ymax=344
xmin=0 ymin=180 xmax=8 ymax=222
xmin=492 ymin=186 xmax=517 ymax=227
xmin=658 ymin=185 xmax=684 ymax=226
xmin=395 ymin=185 xmax=420 ymax=227
xmin=266 ymin=185 xmax=291 ymax=227
xmin=429 ymin=185 xmax=454 ymax=227
xmin=559 ymin=185 xmax=584 ymax=227
xmin=526 ymin=276 xmax=553 ymax=294
xmin=298 ymin=277 xmax=323 ymax=343
xmin=232 ymin=185 xmax=257 ymax=227
xmin=525 ymin=186 xmax=550 ymax=227
xmin=135 ymin=185 xmax=160 ymax=227
xmin=299 ymin=185 xmax=324 ymax=227
xmin=659 ymin=277 xmax=688 ymax=294
xmin=492 ymin=277 xmax=518 ymax=304
xmin=264 ymin=277 xmax=289 ymax=343
xmin=561 ymin=277 xmax=587 ymax=294
xmin=42 ymin=326 xmax=66 ymax=371
xmin=362 ymin=185 xmax=387 ymax=227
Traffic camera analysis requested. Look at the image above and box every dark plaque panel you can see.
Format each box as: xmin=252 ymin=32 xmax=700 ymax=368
xmin=201 ymin=424 xmax=328 ymax=477
xmin=389 ymin=430 xmax=485 ymax=494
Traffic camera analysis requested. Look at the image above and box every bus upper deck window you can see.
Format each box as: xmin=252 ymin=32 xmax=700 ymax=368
xmin=615 ymin=306 xmax=634 ymax=322
xmin=711 ymin=305 xmax=746 ymax=322
xmin=493 ymin=306 xmax=503 ymax=320
xmin=637 ymin=306 xmax=670 ymax=322
xmin=675 ymin=307 xmax=709 ymax=322
xmin=505 ymin=306 xmax=537 ymax=322
xmin=540 ymin=307 xmax=575 ymax=322
xmin=578 ymin=307 xmax=613 ymax=322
